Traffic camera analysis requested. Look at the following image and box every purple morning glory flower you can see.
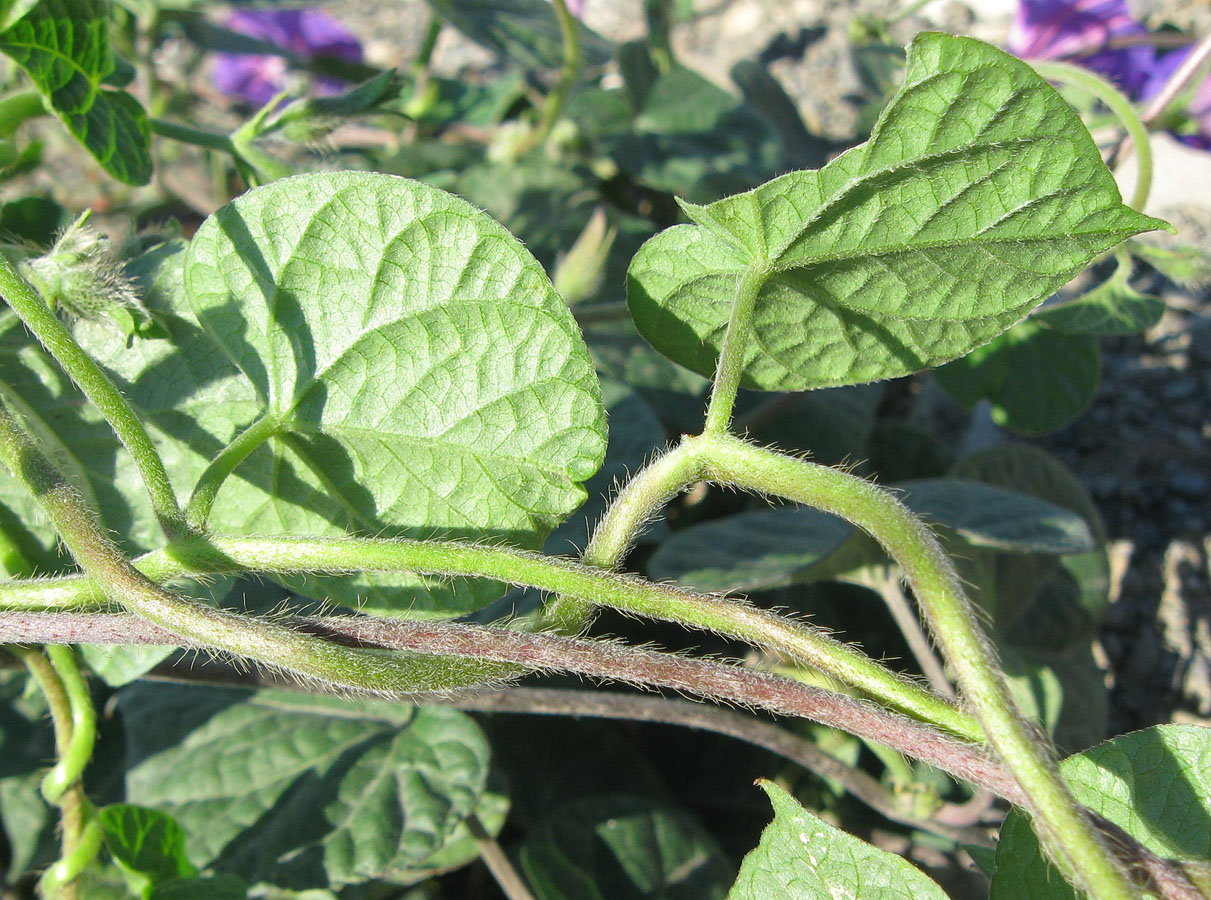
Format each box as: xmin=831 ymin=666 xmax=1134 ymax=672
xmin=211 ymin=8 xmax=364 ymax=107
xmin=1008 ymin=0 xmax=1155 ymax=93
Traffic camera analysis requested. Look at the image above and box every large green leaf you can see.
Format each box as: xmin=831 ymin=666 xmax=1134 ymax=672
xmin=991 ymin=725 xmax=1211 ymax=900
xmin=627 ymin=33 xmax=1165 ymax=390
xmin=0 ymin=0 xmax=151 ymax=184
xmin=729 ymin=781 xmax=948 ymax=899
xmin=182 ymin=172 xmax=606 ymax=614
xmin=120 ymin=684 xmax=490 ymax=891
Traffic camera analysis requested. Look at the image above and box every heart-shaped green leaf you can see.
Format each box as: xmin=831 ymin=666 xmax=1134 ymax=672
xmin=627 ymin=32 xmax=1166 ymax=390
xmin=729 ymin=781 xmax=948 ymax=899
xmin=183 ymin=172 xmax=606 ymax=614
xmin=0 ymin=0 xmax=151 ymax=185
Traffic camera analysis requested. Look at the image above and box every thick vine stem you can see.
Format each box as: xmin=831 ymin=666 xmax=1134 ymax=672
xmin=0 ymin=531 xmax=979 ymax=739
xmin=695 ymin=432 xmax=1138 ymax=900
xmin=0 ymin=259 xmax=186 ymax=538
xmin=0 ymin=399 xmax=515 ymax=696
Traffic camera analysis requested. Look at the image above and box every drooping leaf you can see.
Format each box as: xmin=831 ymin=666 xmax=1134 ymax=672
xmin=0 ymin=0 xmax=151 ymax=184
xmin=934 ymin=319 xmax=1101 ymax=434
xmin=423 ymin=0 xmax=613 ymax=69
xmin=120 ymin=684 xmax=490 ymax=891
xmin=991 ymin=725 xmax=1211 ymax=900
xmin=520 ymin=795 xmax=734 ymax=900
xmin=729 ymin=780 xmax=949 ymax=899
xmin=647 ymin=507 xmax=854 ymax=593
xmin=894 ymin=478 xmax=1094 ymax=554
xmin=1036 ymin=259 xmax=1164 ymax=335
xmin=182 ymin=172 xmax=606 ymax=615
xmin=98 ymin=804 xmax=196 ymax=888
xmin=627 ymin=33 xmax=1166 ymax=391
xmin=149 ymin=875 xmax=247 ymax=900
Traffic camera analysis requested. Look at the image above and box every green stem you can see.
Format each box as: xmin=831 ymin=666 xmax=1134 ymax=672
xmin=0 ymin=529 xmax=979 ymax=738
xmin=0 ymin=259 xmax=186 ymax=538
xmin=542 ymin=438 xmax=706 ymax=633
xmin=41 ymin=646 xmax=95 ymax=804
xmin=150 ymin=118 xmax=236 ymax=153
xmin=185 ymin=413 xmax=280 ymax=529
xmin=412 ymin=15 xmax=442 ymax=73
xmin=1031 ymin=60 xmax=1154 ymax=211
xmin=696 ymin=433 xmax=1136 ymax=900
xmin=533 ymin=0 xmax=582 ymax=146
xmin=0 ymin=399 xmax=513 ymax=696
xmin=703 ymin=264 xmax=770 ymax=435
xmin=0 ymin=90 xmax=46 ymax=139
xmin=8 ymin=646 xmax=98 ymax=900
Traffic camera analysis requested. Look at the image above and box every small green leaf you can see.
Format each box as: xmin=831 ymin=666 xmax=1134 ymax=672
xmin=0 ymin=0 xmax=151 ymax=184
xmin=520 ymin=795 xmax=734 ymax=900
xmin=647 ymin=507 xmax=854 ymax=592
xmin=183 ymin=172 xmax=606 ymax=615
xmin=934 ymin=319 xmax=1101 ymax=434
xmin=79 ymin=645 xmax=178 ymax=687
xmin=729 ymin=780 xmax=949 ymax=899
xmin=98 ymin=804 xmax=196 ymax=887
xmin=1036 ymin=259 xmax=1164 ymax=335
xmin=895 ymin=478 xmax=1094 ymax=554
xmin=627 ymin=33 xmax=1165 ymax=390
xmin=991 ymin=725 xmax=1211 ymax=900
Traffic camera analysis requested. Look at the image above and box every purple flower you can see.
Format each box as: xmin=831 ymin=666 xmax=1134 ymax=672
xmin=1007 ymin=0 xmax=1155 ymax=92
xmin=211 ymin=8 xmax=363 ymax=106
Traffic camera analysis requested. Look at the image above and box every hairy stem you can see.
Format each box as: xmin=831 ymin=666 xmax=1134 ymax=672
xmin=184 ymin=413 xmax=279 ymax=529
xmin=703 ymin=264 xmax=770 ymax=435
xmin=0 ymin=399 xmax=514 ymax=696
xmin=466 ymin=814 xmax=538 ymax=900
xmin=4 ymin=614 xmax=1200 ymax=899
xmin=543 ymin=437 xmax=706 ymax=632
xmin=695 ymin=433 xmax=1137 ymax=900
xmin=0 ymin=610 xmax=1018 ymax=798
xmin=1031 ymin=60 xmax=1154 ymax=211
xmin=0 ymin=531 xmax=976 ymax=737
xmin=0 ymin=261 xmax=185 ymax=537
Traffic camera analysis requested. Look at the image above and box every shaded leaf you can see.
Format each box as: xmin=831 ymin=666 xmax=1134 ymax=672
xmin=627 ymin=33 xmax=1164 ymax=391
xmin=1037 ymin=258 xmax=1163 ymax=335
xmin=729 ymin=780 xmax=948 ymax=899
xmin=424 ymin=0 xmax=613 ymax=69
xmin=647 ymin=507 xmax=854 ymax=593
xmin=521 ymin=795 xmax=733 ymax=900
xmin=934 ymin=319 xmax=1101 ymax=434
xmin=895 ymin=478 xmax=1094 ymax=554
xmin=120 ymin=684 xmax=489 ymax=891
xmin=992 ymin=725 xmax=1211 ymax=900
xmin=0 ymin=0 xmax=151 ymax=184
xmin=149 ymin=874 xmax=247 ymax=900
